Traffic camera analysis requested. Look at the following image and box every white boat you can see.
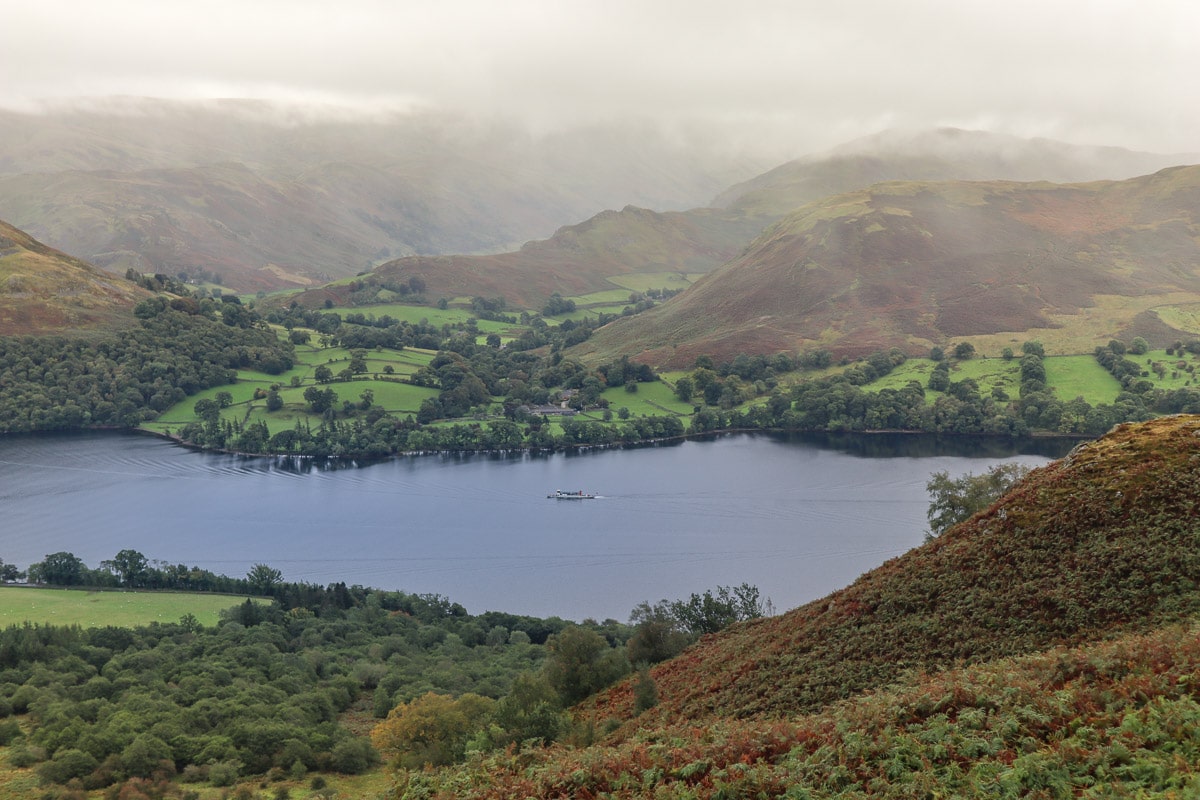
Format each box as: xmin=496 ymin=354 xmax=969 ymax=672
xmin=548 ymin=489 xmax=596 ymax=499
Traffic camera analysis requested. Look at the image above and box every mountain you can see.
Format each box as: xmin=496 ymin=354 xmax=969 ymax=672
xmin=714 ymin=127 xmax=1196 ymax=216
xmin=578 ymin=165 xmax=1200 ymax=367
xmin=0 ymin=219 xmax=149 ymax=335
xmin=284 ymin=205 xmax=770 ymax=310
xmin=0 ymin=99 xmax=766 ymax=291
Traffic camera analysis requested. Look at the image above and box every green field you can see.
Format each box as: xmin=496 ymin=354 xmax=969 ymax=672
xmin=1043 ymin=354 xmax=1123 ymax=405
xmin=0 ymin=587 xmax=263 ymax=628
xmin=327 ymin=302 xmax=517 ymax=333
xmin=142 ymin=343 xmax=442 ymax=438
xmin=566 ymin=289 xmax=638 ymax=305
xmin=606 ymin=272 xmax=704 ymax=292
xmin=1133 ymin=349 xmax=1200 ymax=390
xmin=598 ymin=380 xmax=695 ymax=417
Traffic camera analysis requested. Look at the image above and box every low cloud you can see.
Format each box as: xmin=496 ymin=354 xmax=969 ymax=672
xmin=2 ymin=0 xmax=1197 ymax=156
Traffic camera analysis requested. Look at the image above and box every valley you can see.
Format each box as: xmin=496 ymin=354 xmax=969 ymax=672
xmin=4 ymin=109 xmax=1200 ymax=798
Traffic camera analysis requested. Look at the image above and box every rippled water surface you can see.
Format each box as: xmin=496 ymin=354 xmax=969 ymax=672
xmin=0 ymin=431 xmax=1074 ymax=620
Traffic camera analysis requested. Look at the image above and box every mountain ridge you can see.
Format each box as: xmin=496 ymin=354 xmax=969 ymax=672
xmin=577 ymin=165 xmax=1200 ymax=366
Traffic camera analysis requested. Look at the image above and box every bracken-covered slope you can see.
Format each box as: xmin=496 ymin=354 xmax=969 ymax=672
xmin=0 ymin=219 xmax=148 ymax=334
xmin=578 ymin=165 xmax=1200 ymax=366
xmin=587 ymin=415 xmax=1200 ymax=729
xmin=398 ymin=415 xmax=1200 ymax=799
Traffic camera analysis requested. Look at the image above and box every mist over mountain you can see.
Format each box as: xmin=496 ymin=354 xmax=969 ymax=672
xmin=714 ymin=127 xmax=1197 ymax=216
xmin=0 ymin=99 xmax=769 ymax=291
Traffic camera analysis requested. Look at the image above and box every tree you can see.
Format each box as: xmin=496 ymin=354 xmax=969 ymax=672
xmin=491 ymin=672 xmax=566 ymax=747
xmin=0 ymin=560 xmax=24 ymax=582
xmin=1130 ymin=336 xmax=1150 ymax=355
xmin=303 ymin=386 xmax=337 ymax=413
xmin=925 ymin=463 xmax=1032 ymax=539
xmin=370 ymin=692 xmax=494 ymax=769
xmin=29 ymin=551 xmax=86 ymax=585
xmin=954 ymin=342 xmax=976 ymax=360
xmin=667 ymin=584 xmax=768 ymax=636
xmin=627 ymin=600 xmax=690 ymax=664
xmin=106 ymin=549 xmax=149 ymax=588
xmin=928 ymin=364 xmax=950 ymax=392
xmin=632 ymin=665 xmax=659 ymax=714
xmin=247 ymin=563 xmax=283 ymax=595
xmin=543 ymin=626 xmax=629 ymax=706
xmin=674 ymin=376 xmax=694 ymax=403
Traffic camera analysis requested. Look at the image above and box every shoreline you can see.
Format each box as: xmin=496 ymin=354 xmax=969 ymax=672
xmin=128 ymin=423 xmax=1087 ymax=462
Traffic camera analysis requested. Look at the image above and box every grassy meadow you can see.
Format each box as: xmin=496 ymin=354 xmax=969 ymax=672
xmin=142 ymin=341 xmax=441 ymax=439
xmin=0 ymin=587 xmax=263 ymax=628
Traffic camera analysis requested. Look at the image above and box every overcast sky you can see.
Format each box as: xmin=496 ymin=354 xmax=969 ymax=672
xmin=2 ymin=0 xmax=1196 ymax=157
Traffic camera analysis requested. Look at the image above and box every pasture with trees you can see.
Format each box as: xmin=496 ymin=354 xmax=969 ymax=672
xmin=9 ymin=267 xmax=1200 ymax=455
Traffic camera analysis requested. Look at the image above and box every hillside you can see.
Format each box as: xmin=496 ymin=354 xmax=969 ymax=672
xmin=283 ymin=205 xmax=770 ymax=309
xmin=579 ymin=165 xmax=1200 ymax=367
xmin=0 ymin=219 xmax=148 ymax=334
xmin=401 ymin=414 xmax=1200 ymax=798
xmin=593 ymin=415 xmax=1200 ymax=726
xmin=0 ymin=100 xmax=764 ymax=290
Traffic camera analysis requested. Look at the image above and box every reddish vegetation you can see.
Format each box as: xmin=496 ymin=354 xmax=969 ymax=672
xmin=0 ymin=220 xmax=149 ymax=335
xmin=392 ymin=415 xmax=1200 ymax=799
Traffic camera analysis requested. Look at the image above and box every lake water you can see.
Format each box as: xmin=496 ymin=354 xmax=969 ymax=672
xmin=0 ymin=431 xmax=1075 ymax=621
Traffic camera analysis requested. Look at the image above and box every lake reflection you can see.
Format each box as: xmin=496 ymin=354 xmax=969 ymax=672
xmin=0 ymin=431 xmax=1075 ymax=621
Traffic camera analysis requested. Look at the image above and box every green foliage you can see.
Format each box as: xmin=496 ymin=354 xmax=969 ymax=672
xmin=489 ymin=672 xmax=567 ymax=748
xmin=0 ymin=307 xmax=292 ymax=432
xmin=371 ymin=692 xmax=494 ymax=769
xmin=543 ymin=626 xmax=630 ymax=707
xmin=26 ymin=551 xmax=87 ymax=586
xmin=666 ymin=584 xmax=769 ymax=636
xmin=632 ymin=665 xmax=659 ymax=714
xmin=0 ymin=552 xmax=619 ymax=789
xmin=924 ymin=463 xmax=1032 ymax=538
xmin=626 ymin=601 xmax=691 ymax=664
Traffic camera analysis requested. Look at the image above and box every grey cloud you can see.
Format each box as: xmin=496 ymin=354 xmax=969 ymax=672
xmin=1 ymin=0 xmax=1197 ymax=157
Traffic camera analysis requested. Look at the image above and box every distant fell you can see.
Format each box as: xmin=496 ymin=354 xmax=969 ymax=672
xmin=0 ymin=219 xmax=148 ymax=335
xmin=286 ymin=205 xmax=769 ymax=309
xmin=579 ymin=165 xmax=1200 ymax=366
xmin=715 ymin=127 xmax=1195 ymax=216
xmin=586 ymin=414 xmax=1200 ymax=729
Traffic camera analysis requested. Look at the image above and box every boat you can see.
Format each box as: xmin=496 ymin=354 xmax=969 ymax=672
xmin=548 ymin=489 xmax=596 ymax=499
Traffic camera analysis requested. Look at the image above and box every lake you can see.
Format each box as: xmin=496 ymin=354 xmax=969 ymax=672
xmin=0 ymin=431 xmax=1076 ymax=621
